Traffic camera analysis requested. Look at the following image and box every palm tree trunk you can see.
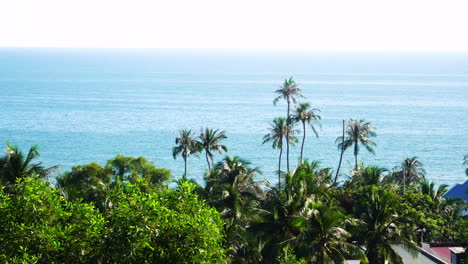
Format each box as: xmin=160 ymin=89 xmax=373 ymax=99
xmin=184 ymin=158 xmax=187 ymax=176
xmin=300 ymin=121 xmax=306 ymax=163
xmin=366 ymin=241 xmax=379 ymax=264
xmin=205 ymin=151 xmax=211 ymax=171
xmin=278 ymin=146 xmax=283 ymax=189
xmin=403 ymin=167 xmax=406 ymax=194
xmin=334 ymin=120 xmax=345 ymax=185
xmin=354 ymin=140 xmax=358 ymax=170
xmin=286 ymin=98 xmax=290 ymax=172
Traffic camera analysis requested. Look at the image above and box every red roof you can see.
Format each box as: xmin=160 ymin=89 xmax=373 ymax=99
xmin=431 ymin=247 xmax=451 ymax=261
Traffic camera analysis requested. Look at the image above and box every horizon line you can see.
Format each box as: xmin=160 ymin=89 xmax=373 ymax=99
xmin=1 ymin=46 xmax=468 ymax=53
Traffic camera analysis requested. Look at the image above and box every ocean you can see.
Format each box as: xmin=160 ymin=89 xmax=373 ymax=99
xmin=0 ymin=48 xmax=467 ymax=186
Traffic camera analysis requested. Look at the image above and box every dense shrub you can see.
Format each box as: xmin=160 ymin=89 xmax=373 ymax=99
xmin=0 ymin=177 xmax=105 ymax=263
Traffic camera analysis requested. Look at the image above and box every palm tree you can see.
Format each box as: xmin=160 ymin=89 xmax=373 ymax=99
xmin=392 ymin=157 xmax=426 ymax=190
xmin=359 ymin=187 xmax=417 ymax=264
xmin=293 ymin=200 xmax=368 ymax=264
xmin=198 ymin=127 xmax=228 ymax=171
xmin=0 ymin=144 xmax=58 ymax=186
xmin=273 ymin=77 xmax=304 ymax=172
xmin=172 ymin=129 xmax=201 ymax=176
xmin=463 ymin=154 xmax=468 ymax=176
xmin=334 ymin=120 xmax=346 ymax=185
xmin=350 ymin=165 xmax=389 ymax=187
xmin=292 ymin=102 xmax=321 ymax=163
xmin=336 ymin=119 xmax=377 ymax=170
xmin=418 ymin=179 xmax=449 ymax=204
xmin=250 ymin=188 xmax=300 ymax=263
xmin=263 ymin=117 xmax=298 ymax=189
xmin=204 ymin=156 xmax=263 ymax=262
xmin=55 ymin=162 xmax=112 ymax=211
xmin=284 ymin=160 xmax=332 ymax=204
xmin=205 ymin=156 xmax=263 ymax=218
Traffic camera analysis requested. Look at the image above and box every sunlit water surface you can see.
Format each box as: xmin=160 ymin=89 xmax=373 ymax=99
xmin=1 ymin=49 xmax=467 ymax=186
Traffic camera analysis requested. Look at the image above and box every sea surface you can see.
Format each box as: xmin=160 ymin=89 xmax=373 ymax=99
xmin=0 ymin=49 xmax=467 ymax=186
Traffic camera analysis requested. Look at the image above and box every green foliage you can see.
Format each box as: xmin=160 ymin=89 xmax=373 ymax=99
xmin=102 ymin=182 xmax=227 ymax=263
xmin=204 ymin=156 xmax=263 ymax=262
xmin=4 ymin=77 xmax=467 ymax=264
xmin=398 ymin=187 xmax=466 ymax=242
xmin=0 ymin=176 xmax=227 ymax=264
xmin=0 ymin=144 xmax=58 ymax=187
xmin=344 ymin=164 xmax=389 ymax=188
xmin=56 ymin=155 xmax=172 ymax=211
xmin=292 ymin=199 xmax=367 ymax=264
xmin=0 ymin=177 xmax=105 ymax=263
xmin=278 ymin=247 xmax=307 ymax=264
xmin=391 ymin=157 xmax=426 ymax=188
xmin=354 ymin=186 xmax=417 ymax=264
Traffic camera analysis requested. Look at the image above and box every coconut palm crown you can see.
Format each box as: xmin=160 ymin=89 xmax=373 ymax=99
xmin=0 ymin=144 xmax=59 ymax=186
xmin=172 ymin=129 xmax=201 ymax=176
xmin=336 ymin=119 xmax=377 ymax=169
xmin=198 ymin=127 xmax=228 ymax=171
xmin=419 ymin=179 xmax=449 ymax=204
xmin=359 ymin=187 xmax=417 ymax=264
xmin=392 ymin=156 xmax=426 ymax=187
xmin=293 ymin=200 xmax=368 ymax=263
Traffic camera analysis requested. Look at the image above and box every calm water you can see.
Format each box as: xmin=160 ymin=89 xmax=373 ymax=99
xmin=0 ymin=49 xmax=467 ymax=186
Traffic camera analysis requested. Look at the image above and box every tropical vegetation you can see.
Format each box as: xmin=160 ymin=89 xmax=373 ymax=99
xmin=1 ymin=77 xmax=466 ymax=263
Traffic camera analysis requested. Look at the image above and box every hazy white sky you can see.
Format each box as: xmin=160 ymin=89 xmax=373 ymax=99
xmin=1 ymin=0 xmax=468 ymax=50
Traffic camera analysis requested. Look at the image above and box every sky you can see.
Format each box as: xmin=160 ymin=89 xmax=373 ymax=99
xmin=1 ymin=0 xmax=468 ymax=51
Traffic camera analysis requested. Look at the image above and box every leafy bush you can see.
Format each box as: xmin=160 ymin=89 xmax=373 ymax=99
xmin=101 ymin=182 xmax=227 ymax=263
xmin=0 ymin=177 xmax=105 ymax=263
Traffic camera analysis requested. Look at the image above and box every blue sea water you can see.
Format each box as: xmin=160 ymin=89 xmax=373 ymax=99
xmin=0 ymin=48 xmax=467 ymax=186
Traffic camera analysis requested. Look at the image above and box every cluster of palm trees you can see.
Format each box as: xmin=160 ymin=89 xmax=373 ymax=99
xmin=172 ymin=127 xmax=227 ymax=175
xmin=192 ymin=156 xmax=451 ymax=263
xmin=166 ymin=77 xmax=467 ymax=263
xmin=263 ymin=77 xmax=379 ymax=189
xmin=264 ymin=77 xmax=321 ymax=188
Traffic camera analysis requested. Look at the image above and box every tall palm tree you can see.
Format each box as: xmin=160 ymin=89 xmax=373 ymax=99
xmin=334 ymin=120 xmax=346 ymax=185
xmin=0 ymin=144 xmax=58 ymax=186
xmin=273 ymin=77 xmax=304 ymax=172
xmin=263 ymin=117 xmax=298 ymax=189
xmin=293 ymin=200 xmax=368 ymax=264
xmin=392 ymin=156 xmax=426 ymax=189
xmin=198 ymin=127 xmax=228 ymax=171
xmin=292 ymin=102 xmax=321 ymax=163
xmin=336 ymin=119 xmax=377 ymax=170
xmin=359 ymin=187 xmax=417 ymax=264
xmin=172 ymin=129 xmax=201 ymax=176
xmin=463 ymin=154 xmax=468 ymax=176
